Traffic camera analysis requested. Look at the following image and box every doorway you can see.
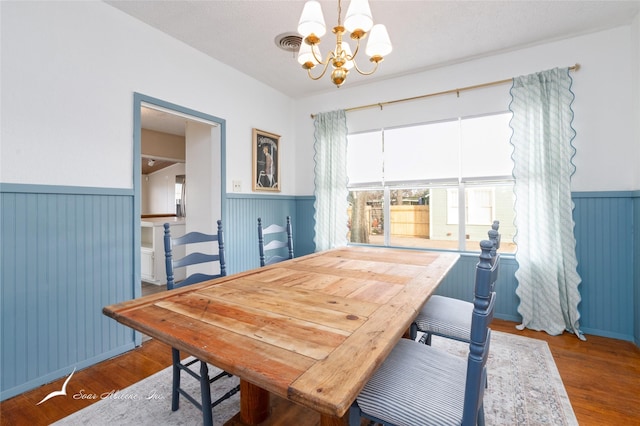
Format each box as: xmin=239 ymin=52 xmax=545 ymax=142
xmin=133 ymin=94 xmax=226 ymax=316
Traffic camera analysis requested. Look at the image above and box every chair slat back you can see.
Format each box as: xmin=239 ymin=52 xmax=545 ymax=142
xmin=172 ymin=252 xmax=219 ymax=269
xmin=488 ymin=220 xmax=500 ymax=291
xmin=164 ymin=220 xmax=226 ymax=290
xmin=263 ymin=240 xmax=289 ymax=251
xmin=262 ymin=223 xmax=287 ymax=235
xmin=258 ymin=216 xmax=293 ymax=267
xmin=490 ymin=220 xmax=501 ymax=252
xmin=462 ymin=239 xmax=499 ymax=426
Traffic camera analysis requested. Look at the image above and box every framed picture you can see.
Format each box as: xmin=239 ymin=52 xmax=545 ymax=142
xmin=252 ymin=128 xmax=281 ymax=192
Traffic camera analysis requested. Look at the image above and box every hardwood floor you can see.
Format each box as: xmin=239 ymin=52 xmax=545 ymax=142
xmin=1 ymin=319 xmax=639 ymax=425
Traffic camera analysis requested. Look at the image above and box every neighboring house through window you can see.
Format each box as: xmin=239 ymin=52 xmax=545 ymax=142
xmin=346 ymin=112 xmax=516 ymax=252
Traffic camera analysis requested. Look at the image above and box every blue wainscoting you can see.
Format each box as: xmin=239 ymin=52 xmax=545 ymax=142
xmin=224 ymin=194 xmax=316 ymax=274
xmin=1 ymin=184 xmax=137 ymax=401
xmin=435 ymin=191 xmax=638 ymax=342
xmin=0 ymin=185 xmax=637 ymax=401
xmin=0 ymin=187 xmax=317 ymax=401
xmin=436 ymin=254 xmax=521 ymax=323
xmin=635 ymin=192 xmax=640 ymax=346
xmin=573 ymin=192 xmax=636 ymax=341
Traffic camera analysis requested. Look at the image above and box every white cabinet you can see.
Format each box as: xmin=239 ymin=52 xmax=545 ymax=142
xmin=141 ymin=217 xmax=185 ymax=285
xmin=141 ymin=247 xmax=155 ymax=281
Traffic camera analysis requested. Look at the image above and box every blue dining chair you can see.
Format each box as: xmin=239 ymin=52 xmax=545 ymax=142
xmin=410 ymin=220 xmax=500 ymax=345
xmin=349 ymin=239 xmax=499 ymax=426
xmin=257 ymin=216 xmax=294 ymax=266
xmin=164 ymin=220 xmax=228 ymax=290
xmin=163 ymin=220 xmax=239 ymax=426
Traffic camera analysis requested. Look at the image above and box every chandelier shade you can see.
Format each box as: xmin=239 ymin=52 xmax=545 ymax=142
xmin=297 ymin=0 xmax=326 ymax=38
xmin=365 ymin=24 xmax=392 ymax=57
xmin=344 ymin=0 xmax=373 ymax=33
xmin=297 ymin=41 xmax=321 ymax=66
xmin=296 ymin=0 xmax=392 ymax=87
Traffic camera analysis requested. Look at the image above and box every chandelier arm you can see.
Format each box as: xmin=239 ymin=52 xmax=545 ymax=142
xmin=309 ymin=44 xmax=329 ymax=66
xmin=351 ymin=59 xmax=380 ymax=76
xmin=346 ymin=37 xmax=361 ymax=62
xmin=307 ymin=60 xmax=333 ymax=81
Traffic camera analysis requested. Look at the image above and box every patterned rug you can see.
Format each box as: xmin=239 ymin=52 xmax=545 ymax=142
xmin=53 ymin=330 xmax=577 ymax=425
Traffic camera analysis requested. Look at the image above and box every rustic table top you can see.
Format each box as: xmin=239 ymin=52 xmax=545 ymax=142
xmin=103 ymin=246 xmax=459 ymax=418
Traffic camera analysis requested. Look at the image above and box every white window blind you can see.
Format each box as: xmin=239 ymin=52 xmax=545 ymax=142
xmin=346 ymin=131 xmax=383 ymax=185
xmin=384 ymin=120 xmax=460 ymax=183
xmin=460 ymin=113 xmax=513 ymax=179
xmin=347 ymin=113 xmax=513 ymax=186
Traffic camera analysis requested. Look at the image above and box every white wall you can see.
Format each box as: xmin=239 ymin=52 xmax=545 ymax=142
xmin=293 ymin=24 xmax=640 ymax=194
xmin=2 ymin=2 xmax=637 ymax=196
xmin=633 ymin=13 xmax=640 ymax=189
xmin=186 ymin=121 xmax=221 ymax=234
xmin=0 ymin=1 xmax=296 ymax=195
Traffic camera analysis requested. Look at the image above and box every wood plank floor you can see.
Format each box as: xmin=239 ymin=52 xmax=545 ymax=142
xmin=1 ymin=319 xmax=639 ymax=425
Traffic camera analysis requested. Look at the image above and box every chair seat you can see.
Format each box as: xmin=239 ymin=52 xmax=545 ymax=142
xmin=356 ymin=339 xmax=467 ymax=426
xmin=414 ymin=295 xmax=473 ymax=342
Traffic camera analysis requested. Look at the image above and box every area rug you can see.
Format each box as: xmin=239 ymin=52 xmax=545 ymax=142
xmin=53 ymin=330 xmax=578 ymax=425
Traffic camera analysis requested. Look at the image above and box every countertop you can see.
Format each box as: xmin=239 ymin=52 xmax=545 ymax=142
xmin=141 ymin=216 xmax=185 ymax=227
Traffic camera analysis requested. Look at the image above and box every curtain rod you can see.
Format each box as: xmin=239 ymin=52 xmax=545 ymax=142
xmin=310 ymin=63 xmax=580 ymax=118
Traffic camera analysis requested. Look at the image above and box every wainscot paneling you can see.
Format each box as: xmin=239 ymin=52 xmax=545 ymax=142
xmin=294 ymin=196 xmax=317 ymax=256
xmin=634 ymin=192 xmax=640 ymax=346
xmin=436 ymin=191 xmax=638 ymax=342
xmin=224 ymin=194 xmax=316 ymax=275
xmin=572 ymin=192 xmax=636 ymax=341
xmin=435 ymin=254 xmax=521 ymax=323
xmin=1 ymin=187 xmax=636 ymax=401
xmin=0 ymin=184 xmax=136 ymax=401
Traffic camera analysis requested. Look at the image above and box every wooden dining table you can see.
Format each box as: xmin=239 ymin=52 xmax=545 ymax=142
xmin=103 ymin=246 xmax=459 ymax=425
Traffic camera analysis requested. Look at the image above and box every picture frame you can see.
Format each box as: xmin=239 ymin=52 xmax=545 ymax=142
xmin=252 ymin=128 xmax=281 ymax=192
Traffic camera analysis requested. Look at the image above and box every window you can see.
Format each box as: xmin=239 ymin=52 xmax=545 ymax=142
xmin=448 ymin=187 xmax=494 ymax=225
xmin=346 ymin=112 xmax=515 ymax=252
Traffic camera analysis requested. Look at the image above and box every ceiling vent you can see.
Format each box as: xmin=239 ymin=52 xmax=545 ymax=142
xmin=275 ymin=32 xmax=302 ymax=53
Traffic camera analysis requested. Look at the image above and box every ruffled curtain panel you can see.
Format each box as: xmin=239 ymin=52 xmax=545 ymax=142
xmin=509 ymin=67 xmax=584 ymax=339
xmin=313 ymin=110 xmax=349 ymax=251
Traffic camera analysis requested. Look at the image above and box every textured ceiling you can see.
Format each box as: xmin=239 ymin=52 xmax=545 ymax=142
xmin=108 ymin=0 xmax=640 ymax=99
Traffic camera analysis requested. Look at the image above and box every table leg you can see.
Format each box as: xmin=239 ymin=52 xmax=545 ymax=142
xmin=240 ymin=379 xmax=270 ymax=425
xmin=320 ymin=413 xmax=348 ymax=426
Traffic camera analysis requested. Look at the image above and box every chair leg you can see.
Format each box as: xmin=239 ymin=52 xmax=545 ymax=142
xmin=348 ymin=401 xmax=361 ymax=426
xmin=477 ymin=402 xmax=485 ymax=426
xmin=171 ymin=348 xmax=181 ymax=412
xmin=199 ymin=361 xmax=214 ymax=426
xmin=418 ymin=332 xmax=433 ymax=345
xmin=409 ymin=323 xmax=418 ymax=341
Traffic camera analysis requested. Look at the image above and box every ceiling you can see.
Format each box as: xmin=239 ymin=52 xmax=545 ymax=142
xmin=141 ymin=157 xmax=178 ymax=174
xmin=140 ymin=106 xmax=188 ymax=173
xmin=108 ymin=0 xmax=639 ymax=100
xmin=141 ymin=105 xmax=190 ymax=136
xmin=131 ymin=0 xmax=639 ymax=172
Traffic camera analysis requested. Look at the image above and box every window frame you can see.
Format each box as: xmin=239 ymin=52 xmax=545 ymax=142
xmin=346 ymin=111 xmax=514 ymax=253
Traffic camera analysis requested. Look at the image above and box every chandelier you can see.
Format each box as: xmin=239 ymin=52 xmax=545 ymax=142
xmin=296 ymin=0 xmax=392 ymax=87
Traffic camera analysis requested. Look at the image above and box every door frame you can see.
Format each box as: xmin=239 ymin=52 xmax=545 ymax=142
xmin=132 ymin=93 xmax=226 ymax=343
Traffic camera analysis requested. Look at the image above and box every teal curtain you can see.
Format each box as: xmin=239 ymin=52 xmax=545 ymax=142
xmin=313 ymin=110 xmax=349 ymax=251
xmin=509 ymin=68 xmax=584 ymax=339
